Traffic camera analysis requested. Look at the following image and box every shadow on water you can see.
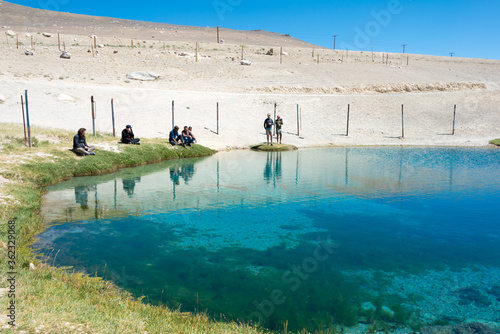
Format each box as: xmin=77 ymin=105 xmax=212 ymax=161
xmin=35 ymin=148 xmax=500 ymax=332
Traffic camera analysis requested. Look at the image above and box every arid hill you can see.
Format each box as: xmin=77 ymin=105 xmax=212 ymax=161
xmin=0 ymin=0 xmax=316 ymax=47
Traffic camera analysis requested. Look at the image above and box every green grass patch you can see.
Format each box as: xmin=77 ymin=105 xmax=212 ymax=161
xmin=489 ymin=138 xmax=500 ymax=146
xmin=251 ymin=143 xmax=298 ymax=151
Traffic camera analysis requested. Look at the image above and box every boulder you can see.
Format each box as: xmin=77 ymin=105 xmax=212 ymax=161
xmin=240 ymin=60 xmax=252 ymax=66
xmin=178 ymin=52 xmax=194 ymax=57
xmin=42 ymin=32 xmax=51 ymax=37
xmin=0 ymin=94 xmax=5 ymax=103
xmin=126 ymin=71 xmax=160 ymax=81
xmin=25 ymin=33 xmax=31 ymax=37
xmin=360 ymin=302 xmax=376 ymax=312
xmin=6 ymin=30 xmax=15 ymax=37
xmin=281 ymin=51 xmax=289 ymax=56
xmin=25 ymin=50 xmax=34 ymax=56
xmin=57 ymin=94 xmax=76 ymax=102
xmin=97 ymin=44 xmax=105 ymax=48
xmin=381 ymin=306 xmax=394 ymax=318
xmin=266 ymin=48 xmax=274 ymax=56
xmin=60 ymin=51 xmax=71 ymax=59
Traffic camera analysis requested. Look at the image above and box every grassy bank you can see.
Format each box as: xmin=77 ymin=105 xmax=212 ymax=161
xmin=490 ymin=138 xmax=500 ymax=146
xmin=0 ymin=124 xmax=267 ymax=333
xmin=250 ymin=143 xmax=298 ymax=151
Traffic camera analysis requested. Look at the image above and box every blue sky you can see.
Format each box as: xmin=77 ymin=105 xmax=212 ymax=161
xmin=6 ymin=0 xmax=500 ymax=59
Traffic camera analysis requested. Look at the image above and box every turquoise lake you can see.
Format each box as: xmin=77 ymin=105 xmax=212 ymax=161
xmin=36 ymin=147 xmax=500 ymax=332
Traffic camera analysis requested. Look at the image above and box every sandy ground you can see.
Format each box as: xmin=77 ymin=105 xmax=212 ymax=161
xmin=1 ymin=0 xmax=500 ymax=151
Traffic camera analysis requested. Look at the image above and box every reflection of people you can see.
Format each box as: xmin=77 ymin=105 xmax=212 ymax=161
xmin=74 ymin=185 xmax=89 ymax=208
xmin=263 ymin=152 xmax=273 ymax=183
xmin=169 ymin=163 xmax=196 ymax=186
xmin=275 ymin=116 xmax=283 ymax=144
xmin=275 ymin=151 xmax=282 ymax=180
xmin=121 ymin=125 xmax=140 ymax=145
xmin=263 ymin=152 xmax=282 ymax=184
xmin=263 ymin=113 xmax=274 ymax=146
xmin=181 ymin=164 xmax=195 ymax=184
xmin=169 ymin=166 xmax=181 ymax=185
xmin=122 ymin=177 xmax=141 ymax=196
xmin=72 ymin=128 xmax=95 ymax=156
xmin=169 ymin=126 xmax=186 ymax=148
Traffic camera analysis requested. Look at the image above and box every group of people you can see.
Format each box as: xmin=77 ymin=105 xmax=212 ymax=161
xmin=73 ymin=114 xmax=283 ymax=156
xmin=169 ymin=125 xmax=197 ymax=148
xmin=72 ymin=124 xmax=196 ymax=156
xmin=264 ymin=113 xmax=284 ymax=146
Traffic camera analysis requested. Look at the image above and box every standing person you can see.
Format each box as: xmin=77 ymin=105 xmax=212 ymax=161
xmin=263 ymin=113 xmax=274 ymax=146
xmin=275 ymin=115 xmax=284 ymax=144
xmin=72 ymin=128 xmax=95 ymax=156
xmin=188 ymin=126 xmax=197 ymax=144
xmin=181 ymin=126 xmax=194 ymax=146
xmin=121 ymin=125 xmax=140 ymax=145
xmin=169 ymin=126 xmax=186 ymax=147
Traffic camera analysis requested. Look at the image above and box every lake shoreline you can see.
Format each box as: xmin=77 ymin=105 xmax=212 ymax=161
xmin=1 ymin=125 xmax=499 ymax=333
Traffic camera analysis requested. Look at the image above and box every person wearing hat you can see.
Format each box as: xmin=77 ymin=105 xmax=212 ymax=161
xmin=275 ymin=115 xmax=283 ymax=144
xmin=72 ymin=128 xmax=95 ymax=155
xmin=121 ymin=125 xmax=140 ymax=145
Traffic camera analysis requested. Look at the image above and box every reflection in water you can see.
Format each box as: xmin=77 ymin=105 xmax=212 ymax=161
xmin=74 ymin=186 xmax=89 ymax=208
xmin=169 ymin=163 xmax=196 ymax=199
xmin=122 ymin=177 xmax=141 ymax=197
xmin=38 ymin=148 xmax=500 ymax=332
xmin=263 ymin=152 xmax=282 ymax=187
xmin=74 ymin=184 xmax=96 ymax=209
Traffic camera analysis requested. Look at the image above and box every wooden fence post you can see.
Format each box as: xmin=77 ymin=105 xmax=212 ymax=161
xmin=196 ymin=41 xmax=199 ymax=62
xmin=21 ymin=95 xmax=27 ymax=140
xmin=111 ymin=98 xmax=116 ymax=137
xmin=346 ymin=104 xmax=350 ymax=136
xmin=401 ymin=104 xmax=405 ymax=138
xmin=172 ymin=100 xmax=175 ymax=130
xmin=452 ymin=105 xmax=457 ymax=135
xmin=297 ymin=104 xmax=300 ymax=136
xmin=25 ymin=90 xmax=31 ymax=148
xmin=91 ymin=96 xmax=96 ymax=136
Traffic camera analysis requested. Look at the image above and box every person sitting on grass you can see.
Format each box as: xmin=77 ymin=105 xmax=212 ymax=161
xmin=169 ymin=126 xmax=186 ymax=147
xmin=181 ymin=126 xmax=195 ymax=146
xmin=121 ymin=125 xmax=140 ymax=145
xmin=188 ymin=126 xmax=197 ymax=144
xmin=72 ymin=128 xmax=95 ymax=156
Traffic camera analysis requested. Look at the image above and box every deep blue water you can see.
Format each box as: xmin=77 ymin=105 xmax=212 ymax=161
xmin=36 ymin=147 xmax=500 ymax=331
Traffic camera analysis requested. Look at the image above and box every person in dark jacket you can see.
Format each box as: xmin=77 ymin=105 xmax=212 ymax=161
xmin=72 ymin=128 xmax=95 ymax=155
xmin=169 ymin=126 xmax=186 ymax=147
xmin=121 ymin=125 xmax=140 ymax=144
xmin=263 ymin=113 xmax=274 ymax=146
